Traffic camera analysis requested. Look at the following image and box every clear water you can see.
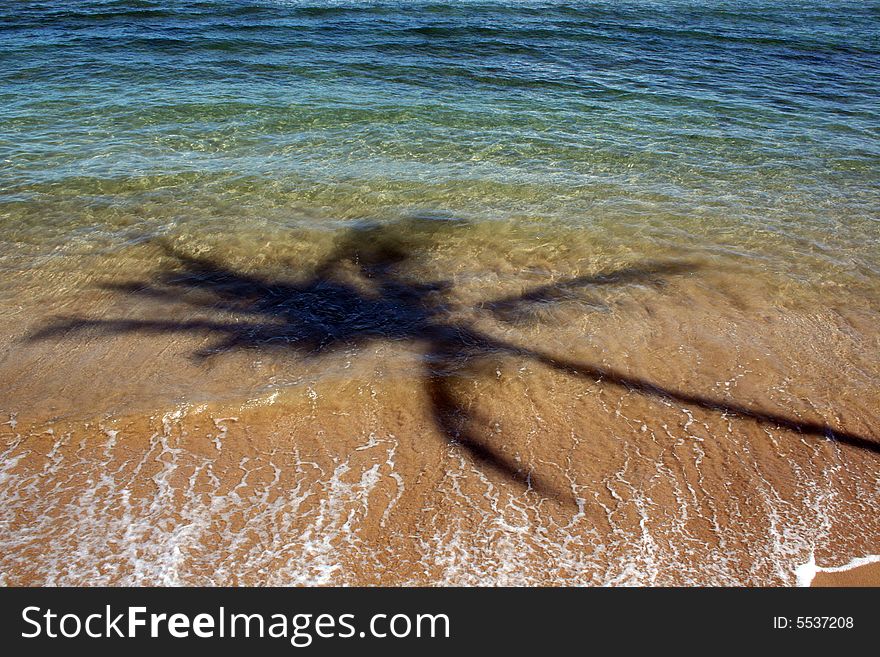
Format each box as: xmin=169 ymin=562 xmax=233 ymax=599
xmin=0 ymin=1 xmax=878 ymax=586
xmin=2 ymin=1 xmax=879 ymax=267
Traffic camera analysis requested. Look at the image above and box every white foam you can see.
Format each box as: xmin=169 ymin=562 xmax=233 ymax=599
xmin=2 ymin=385 xmax=878 ymax=586
xmin=210 ymin=417 xmax=237 ymax=452
xmin=795 ymin=553 xmax=880 ymax=587
xmin=240 ymin=389 xmax=280 ymax=409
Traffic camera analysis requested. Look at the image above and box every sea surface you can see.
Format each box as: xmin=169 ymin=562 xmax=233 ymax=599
xmin=1 ymin=0 xmax=878 ymax=585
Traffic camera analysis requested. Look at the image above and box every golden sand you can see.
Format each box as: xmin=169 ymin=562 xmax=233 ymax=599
xmin=1 ymin=228 xmax=878 ymax=585
xmin=811 ymin=563 xmax=880 ymax=587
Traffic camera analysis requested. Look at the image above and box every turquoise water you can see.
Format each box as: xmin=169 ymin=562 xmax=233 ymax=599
xmin=2 ymin=1 xmax=880 ymax=587
xmin=1 ymin=1 xmax=878 ymax=274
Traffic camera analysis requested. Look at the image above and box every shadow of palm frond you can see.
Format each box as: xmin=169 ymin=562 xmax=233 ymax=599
xmin=29 ymin=218 xmax=879 ymax=505
xmin=484 ymin=260 xmax=697 ymax=324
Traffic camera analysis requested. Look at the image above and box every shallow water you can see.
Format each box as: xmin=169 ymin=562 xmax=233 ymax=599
xmin=0 ymin=0 xmax=878 ymax=585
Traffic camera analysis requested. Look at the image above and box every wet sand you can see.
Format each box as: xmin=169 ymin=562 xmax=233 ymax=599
xmin=2 ymin=0 xmax=879 ymax=588
xmin=811 ymin=562 xmax=880 ymax=587
xmin=1 ymin=225 xmax=878 ymax=586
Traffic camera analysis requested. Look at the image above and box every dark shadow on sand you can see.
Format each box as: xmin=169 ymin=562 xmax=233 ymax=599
xmin=29 ymin=217 xmax=879 ymax=503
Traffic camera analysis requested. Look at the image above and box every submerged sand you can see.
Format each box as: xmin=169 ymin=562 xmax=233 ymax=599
xmin=1 ymin=223 xmax=878 ymax=585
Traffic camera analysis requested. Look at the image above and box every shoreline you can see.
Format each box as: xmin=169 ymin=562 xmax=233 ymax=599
xmin=3 ymin=397 xmax=878 ymax=587
xmin=798 ymin=555 xmax=880 ymax=587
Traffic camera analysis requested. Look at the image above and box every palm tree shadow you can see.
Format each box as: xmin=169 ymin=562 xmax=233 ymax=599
xmin=29 ymin=217 xmax=879 ymax=505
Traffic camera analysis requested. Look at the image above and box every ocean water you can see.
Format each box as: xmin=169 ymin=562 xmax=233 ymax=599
xmin=0 ymin=1 xmax=878 ymax=585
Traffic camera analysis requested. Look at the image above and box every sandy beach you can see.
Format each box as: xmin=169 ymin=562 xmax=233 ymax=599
xmin=1 ymin=1 xmax=878 ymax=587
xmin=811 ymin=562 xmax=880 ymax=587
xmin=2 ymin=228 xmax=878 ymax=585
